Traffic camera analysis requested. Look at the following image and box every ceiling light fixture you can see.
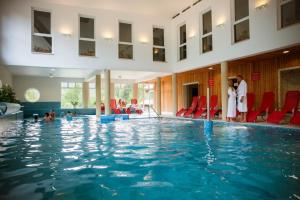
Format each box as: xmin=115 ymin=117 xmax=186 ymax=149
xmin=49 ymin=73 xmax=54 ymax=78
xmin=208 ymin=67 xmax=214 ymax=70
xmin=255 ymin=2 xmax=268 ymax=10
xmin=283 ymin=50 xmax=290 ymax=54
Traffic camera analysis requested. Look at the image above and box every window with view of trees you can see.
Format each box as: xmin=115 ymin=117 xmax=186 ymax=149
xmin=138 ymin=83 xmax=154 ymax=105
xmin=119 ymin=22 xmax=133 ymax=59
xmin=153 ymin=27 xmax=166 ymax=62
xmin=79 ymin=16 xmax=95 ymax=56
xmin=201 ymin=10 xmax=213 ymax=53
xmin=114 ymin=83 xmax=133 ymax=103
xmin=61 ymin=82 xmax=83 ymax=108
xmin=32 ymin=9 xmax=52 ymax=53
xmin=233 ymin=0 xmax=250 ymax=43
xmin=279 ymin=0 xmax=300 ymax=28
xmin=178 ymin=24 xmax=187 ymax=60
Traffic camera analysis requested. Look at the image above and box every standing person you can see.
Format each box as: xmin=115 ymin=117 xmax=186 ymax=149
xmin=227 ymin=79 xmax=237 ymax=122
xmin=44 ymin=113 xmax=51 ymax=122
xmin=237 ymin=75 xmax=248 ymax=122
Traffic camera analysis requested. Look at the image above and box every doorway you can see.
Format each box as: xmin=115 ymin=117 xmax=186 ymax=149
xmin=183 ymin=83 xmax=199 ymax=107
xmin=279 ymin=67 xmax=300 ymax=107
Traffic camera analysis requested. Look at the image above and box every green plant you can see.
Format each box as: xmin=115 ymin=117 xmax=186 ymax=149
xmin=63 ymin=87 xmax=81 ymax=109
xmin=0 ymin=84 xmax=18 ymax=103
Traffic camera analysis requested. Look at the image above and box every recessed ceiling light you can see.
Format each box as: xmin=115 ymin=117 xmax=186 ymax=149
xmin=283 ymin=50 xmax=290 ymax=54
xmin=49 ymin=73 xmax=54 ymax=78
xmin=208 ymin=67 xmax=213 ymax=70
xmin=50 ymin=68 xmax=56 ymax=71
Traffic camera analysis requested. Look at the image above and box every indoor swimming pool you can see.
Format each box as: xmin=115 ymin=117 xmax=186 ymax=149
xmin=0 ymin=117 xmax=299 ymax=200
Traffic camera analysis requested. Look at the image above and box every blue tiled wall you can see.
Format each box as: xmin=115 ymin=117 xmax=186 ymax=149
xmin=21 ymin=102 xmax=96 ymax=118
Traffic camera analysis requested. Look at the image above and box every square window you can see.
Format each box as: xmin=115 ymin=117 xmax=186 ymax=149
xmin=180 ymin=24 xmax=187 ymax=45
xmin=234 ymin=0 xmax=249 ymax=21
xmin=79 ymin=40 xmax=95 ymax=56
xmin=119 ymin=44 xmax=133 ymax=59
xmin=203 ymin=11 xmax=212 ymax=35
xmin=33 ymin=10 xmax=51 ymax=34
xmin=234 ymin=19 xmax=250 ymax=43
xmin=80 ymin=17 xmax=94 ymax=39
xmin=179 ymin=45 xmax=187 ymax=60
xmin=119 ymin=23 xmax=132 ymax=43
xmin=153 ymin=48 xmax=165 ymax=62
xmin=153 ymin=28 xmax=164 ymax=46
xmin=281 ymin=0 xmax=300 ymax=28
xmin=61 ymin=82 xmax=68 ymax=88
xmin=32 ymin=35 xmax=52 ymax=53
xmin=202 ymin=35 xmax=213 ymax=53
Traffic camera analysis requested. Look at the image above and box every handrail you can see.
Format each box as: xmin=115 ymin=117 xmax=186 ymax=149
xmin=149 ymin=105 xmax=162 ymax=119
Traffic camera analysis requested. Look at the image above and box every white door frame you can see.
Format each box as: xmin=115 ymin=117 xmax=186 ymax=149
xmin=278 ymin=66 xmax=300 ymax=108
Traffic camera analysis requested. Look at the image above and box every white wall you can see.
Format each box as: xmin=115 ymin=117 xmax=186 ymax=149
xmin=0 ymin=65 xmax=13 ymax=86
xmin=170 ymin=0 xmax=300 ymax=72
xmin=13 ymin=75 xmax=83 ymax=102
xmin=0 ymin=0 xmax=172 ymax=73
xmin=1 ymin=0 xmax=300 ymax=75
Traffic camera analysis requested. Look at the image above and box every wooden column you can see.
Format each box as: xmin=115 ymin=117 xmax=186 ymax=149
xmin=221 ymin=61 xmax=228 ymax=120
xmin=156 ymin=77 xmax=161 ymax=115
xmin=172 ymin=73 xmax=178 ymax=116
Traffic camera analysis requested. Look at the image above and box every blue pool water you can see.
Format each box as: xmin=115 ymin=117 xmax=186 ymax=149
xmin=0 ymin=117 xmax=300 ymax=200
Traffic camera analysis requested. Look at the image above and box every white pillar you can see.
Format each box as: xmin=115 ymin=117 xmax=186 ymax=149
xmin=82 ymin=81 xmax=89 ymax=109
xmin=221 ymin=62 xmax=228 ymax=120
xmin=156 ymin=77 xmax=161 ymax=115
xmin=95 ymin=75 xmax=101 ymax=117
xmin=104 ymin=70 xmax=111 ymax=115
xmin=172 ymin=73 xmax=178 ymax=116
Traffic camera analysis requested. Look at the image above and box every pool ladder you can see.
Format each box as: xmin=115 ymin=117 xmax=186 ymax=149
xmin=147 ymin=105 xmax=162 ymax=119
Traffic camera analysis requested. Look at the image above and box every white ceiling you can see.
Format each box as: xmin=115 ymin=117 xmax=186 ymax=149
xmin=40 ymin=0 xmax=195 ymax=18
xmin=7 ymin=66 xmax=168 ymax=81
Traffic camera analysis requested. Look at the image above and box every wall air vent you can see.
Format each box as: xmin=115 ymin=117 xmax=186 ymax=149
xmin=182 ymin=6 xmax=191 ymax=13
xmin=193 ymin=0 xmax=201 ymax=6
xmin=172 ymin=13 xmax=180 ymax=19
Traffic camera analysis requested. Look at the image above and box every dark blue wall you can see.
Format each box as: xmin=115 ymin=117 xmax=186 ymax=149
xmin=21 ymin=102 xmax=96 ymax=118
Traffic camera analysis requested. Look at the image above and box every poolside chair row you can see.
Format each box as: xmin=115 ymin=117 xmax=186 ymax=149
xmin=176 ymin=95 xmax=220 ymax=119
xmin=245 ymin=91 xmax=300 ymax=125
xmin=110 ymin=99 xmax=143 ymax=115
xmin=176 ymin=91 xmax=300 ymax=125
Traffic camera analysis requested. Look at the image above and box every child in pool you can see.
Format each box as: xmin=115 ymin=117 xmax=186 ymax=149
xmin=44 ymin=113 xmax=51 ymax=122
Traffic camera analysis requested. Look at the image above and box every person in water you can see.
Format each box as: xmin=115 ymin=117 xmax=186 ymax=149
xmin=49 ymin=109 xmax=56 ymax=121
xmin=33 ymin=114 xmax=39 ymax=122
xmin=44 ymin=113 xmax=51 ymax=122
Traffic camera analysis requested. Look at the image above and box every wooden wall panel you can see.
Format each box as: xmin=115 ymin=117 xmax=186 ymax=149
xmin=176 ymin=65 xmax=221 ymax=110
xmin=228 ymin=52 xmax=300 ymax=108
xmin=161 ymin=75 xmax=172 ymax=113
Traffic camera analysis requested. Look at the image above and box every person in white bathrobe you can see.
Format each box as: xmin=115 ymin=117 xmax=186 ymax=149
xmin=237 ymin=75 xmax=248 ymax=122
xmin=227 ymin=79 xmax=236 ymax=122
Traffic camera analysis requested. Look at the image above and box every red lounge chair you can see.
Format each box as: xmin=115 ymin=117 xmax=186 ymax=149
xmin=247 ymin=92 xmax=275 ymax=122
xmin=247 ymin=93 xmax=255 ymax=112
xmin=183 ymin=96 xmax=199 ymax=117
xmin=110 ymin=99 xmax=122 ymax=114
xmin=267 ymin=91 xmax=300 ymax=124
xmin=131 ymin=99 xmax=138 ymax=105
xmin=193 ymin=96 xmax=207 ymax=119
xmin=125 ymin=107 xmax=131 ymax=114
xmin=290 ymin=111 xmax=300 ymax=125
xmin=130 ymin=98 xmax=143 ymax=114
xmin=207 ymin=95 xmax=219 ymax=119
xmin=176 ymin=108 xmax=187 ymax=116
